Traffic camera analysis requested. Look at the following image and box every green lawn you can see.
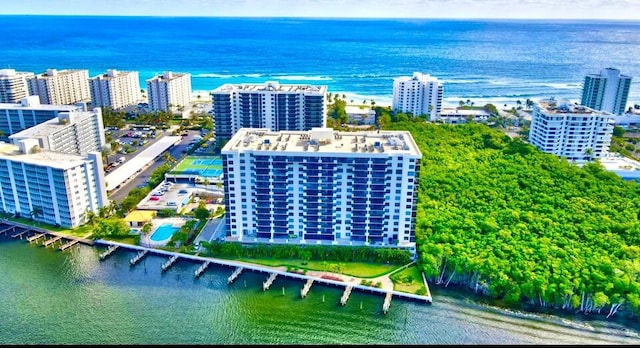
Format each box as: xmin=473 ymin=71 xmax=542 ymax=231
xmin=2 ymin=216 xmax=93 ymax=238
xmin=237 ymin=258 xmax=401 ymax=278
xmin=101 ymin=236 xmax=138 ymax=245
xmin=390 ymin=265 xmax=428 ymax=295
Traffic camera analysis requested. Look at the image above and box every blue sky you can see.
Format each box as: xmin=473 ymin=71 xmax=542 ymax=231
xmin=1 ymin=0 xmax=639 ymax=19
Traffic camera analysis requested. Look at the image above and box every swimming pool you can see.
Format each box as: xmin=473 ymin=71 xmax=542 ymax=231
xmin=150 ymin=224 xmax=180 ymax=242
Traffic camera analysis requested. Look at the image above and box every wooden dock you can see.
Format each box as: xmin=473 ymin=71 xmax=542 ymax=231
xmin=262 ymin=273 xmax=278 ymax=291
xmin=194 ymin=261 xmax=210 ymax=278
xmin=227 ymin=267 xmax=243 ymax=284
xmin=0 ymin=225 xmax=15 ymax=236
xmin=59 ymin=239 xmax=80 ymax=251
xmin=129 ymin=250 xmax=149 ymax=265
xmin=11 ymin=229 xmax=29 ymax=239
xmin=340 ymin=285 xmax=353 ymax=306
xmin=27 ymin=233 xmax=45 ymax=244
xmin=300 ymin=279 xmax=314 ymax=298
xmin=161 ymin=255 xmax=180 ymax=271
xmin=99 ymin=245 xmax=119 ymax=260
xmin=42 ymin=235 xmax=63 ymax=248
xmin=382 ymin=292 xmax=393 ymax=314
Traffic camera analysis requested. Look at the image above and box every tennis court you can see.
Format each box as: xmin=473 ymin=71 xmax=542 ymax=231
xmin=170 ymin=156 xmax=224 ymax=178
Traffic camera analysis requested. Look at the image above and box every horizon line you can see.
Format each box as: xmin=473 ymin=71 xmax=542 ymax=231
xmin=0 ymin=14 xmax=639 ymax=21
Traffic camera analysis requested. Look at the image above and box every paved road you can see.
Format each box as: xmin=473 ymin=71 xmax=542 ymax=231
xmin=108 ymin=129 xmax=202 ymax=203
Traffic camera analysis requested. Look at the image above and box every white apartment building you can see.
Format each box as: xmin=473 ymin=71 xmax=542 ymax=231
xmin=529 ymin=99 xmax=614 ymax=162
xmin=146 ymin=71 xmax=191 ymax=112
xmin=211 ymin=81 xmax=327 ymax=140
xmin=9 ymin=108 xmax=106 ymax=156
xmin=0 ymin=69 xmax=34 ymax=103
xmin=90 ymin=69 xmax=141 ymax=110
xmin=0 ymin=96 xmax=82 ymax=141
xmin=0 ymin=139 xmax=108 ymax=228
xmin=392 ymin=72 xmax=443 ymax=121
xmin=28 ymin=69 xmax=91 ymax=105
xmin=345 ymin=105 xmax=376 ymax=125
xmin=581 ymin=67 xmax=632 ymax=115
xmin=222 ymin=128 xmax=421 ymax=249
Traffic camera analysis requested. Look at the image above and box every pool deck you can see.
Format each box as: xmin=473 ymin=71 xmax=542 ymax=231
xmin=95 ymin=239 xmax=432 ymax=306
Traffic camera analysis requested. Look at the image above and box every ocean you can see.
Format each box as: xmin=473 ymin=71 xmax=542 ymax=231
xmin=1 ymin=16 xmax=640 ymax=107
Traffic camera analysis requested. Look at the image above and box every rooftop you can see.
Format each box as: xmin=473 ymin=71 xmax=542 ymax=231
xmin=123 ymin=210 xmax=157 ymax=223
xmin=9 ymin=110 xmax=97 ymax=139
xmin=147 ymin=71 xmax=190 ymax=82
xmin=37 ymin=69 xmax=87 ymax=78
xmin=536 ymin=99 xmax=612 ymax=116
xmin=222 ymin=128 xmax=421 ymax=157
xmin=212 ymin=81 xmax=326 ymax=94
xmin=0 ymin=98 xmax=81 ymax=111
xmin=0 ymin=141 xmax=89 ymax=169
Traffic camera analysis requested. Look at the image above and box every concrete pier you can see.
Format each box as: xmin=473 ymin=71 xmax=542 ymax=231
xmin=300 ymin=279 xmax=314 ymax=298
xmin=42 ymin=235 xmax=63 ymax=248
xmin=340 ymin=285 xmax=353 ymax=306
xmin=227 ymin=267 xmax=243 ymax=284
xmin=195 ymin=261 xmax=210 ymax=278
xmin=262 ymin=273 xmax=277 ymax=291
xmin=99 ymin=245 xmax=119 ymax=260
xmin=161 ymin=255 xmax=180 ymax=271
xmin=129 ymin=250 xmax=149 ymax=265
xmin=382 ymin=292 xmax=393 ymax=314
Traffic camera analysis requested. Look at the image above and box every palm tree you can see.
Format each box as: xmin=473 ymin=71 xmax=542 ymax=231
xmin=30 ymin=206 xmax=43 ymax=225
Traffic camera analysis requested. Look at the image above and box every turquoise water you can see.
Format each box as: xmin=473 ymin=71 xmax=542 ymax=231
xmin=150 ymin=224 xmax=179 ymax=242
xmin=1 ymin=237 xmax=640 ymax=345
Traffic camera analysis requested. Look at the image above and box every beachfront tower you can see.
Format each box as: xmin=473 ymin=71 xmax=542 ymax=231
xmin=211 ymin=82 xmax=327 ymax=141
xmin=529 ymin=98 xmax=614 ymax=162
xmin=0 ymin=140 xmax=108 ymax=228
xmin=0 ymin=96 xmax=82 ymax=142
xmin=221 ymin=128 xmax=421 ymax=250
xmin=146 ymin=71 xmax=192 ymax=113
xmin=581 ymin=68 xmax=632 ymax=115
xmin=392 ymin=72 xmax=443 ymax=121
xmin=0 ymin=69 xmax=35 ymax=104
xmin=90 ymin=69 xmax=142 ymax=110
xmin=27 ymin=69 xmax=91 ymax=105
xmin=9 ymin=108 xmax=106 ymax=156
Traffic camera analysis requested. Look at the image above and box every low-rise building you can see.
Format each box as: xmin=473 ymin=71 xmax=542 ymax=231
xmin=345 ymin=105 xmax=376 ymax=125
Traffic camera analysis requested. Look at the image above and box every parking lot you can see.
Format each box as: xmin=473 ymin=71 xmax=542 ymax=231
xmin=104 ymin=125 xmax=163 ymax=173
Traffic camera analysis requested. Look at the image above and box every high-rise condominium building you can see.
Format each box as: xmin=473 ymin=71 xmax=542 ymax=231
xmin=529 ymin=98 xmax=614 ymax=162
xmin=28 ymin=69 xmax=91 ymax=105
xmin=0 ymin=69 xmax=34 ymax=103
xmin=222 ymin=128 xmax=421 ymax=248
xmin=392 ymin=72 xmax=443 ymax=121
xmin=146 ymin=71 xmax=191 ymax=112
xmin=211 ymin=81 xmax=327 ymax=140
xmin=0 ymin=139 xmax=108 ymax=228
xmin=90 ymin=69 xmax=141 ymax=110
xmin=0 ymin=96 xmax=82 ymax=141
xmin=9 ymin=108 xmax=106 ymax=156
xmin=581 ymin=67 xmax=632 ymax=115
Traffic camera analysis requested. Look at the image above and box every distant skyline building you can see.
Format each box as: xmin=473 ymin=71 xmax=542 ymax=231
xmin=0 ymin=96 xmax=82 ymax=141
xmin=145 ymin=71 xmax=191 ymax=113
xmin=221 ymin=128 xmax=421 ymax=248
xmin=0 ymin=140 xmax=107 ymax=228
xmin=0 ymin=69 xmax=34 ymax=103
xmin=27 ymin=69 xmax=91 ymax=105
xmin=211 ymin=81 xmax=327 ymax=140
xmin=392 ymin=72 xmax=443 ymax=121
xmin=90 ymin=69 xmax=141 ymax=110
xmin=529 ymin=98 xmax=614 ymax=162
xmin=581 ymin=67 xmax=632 ymax=115
xmin=9 ymin=108 xmax=106 ymax=156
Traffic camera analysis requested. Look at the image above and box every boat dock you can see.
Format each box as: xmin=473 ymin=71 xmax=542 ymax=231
xmin=59 ymin=239 xmax=80 ymax=251
xmin=11 ymin=229 xmax=29 ymax=239
xmin=42 ymin=235 xmax=63 ymax=248
xmin=130 ymin=250 xmax=149 ymax=265
xmin=27 ymin=233 xmax=45 ymax=244
xmin=161 ymin=255 xmax=180 ymax=271
xmin=228 ymin=267 xmax=243 ymax=284
xmin=195 ymin=261 xmax=210 ymax=278
xmin=0 ymin=225 xmax=15 ymax=236
xmin=262 ymin=273 xmax=277 ymax=291
xmin=340 ymin=285 xmax=353 ymax=306
xmin=300 ymin=279 xmax=314 ymax=298
xmin=382 ymin=292 xmax=393 ymax=314
xmin=99 ymin=245 xmax=119 ymax=260
xmin=94 ymin=240 xmax=433 ymax=307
